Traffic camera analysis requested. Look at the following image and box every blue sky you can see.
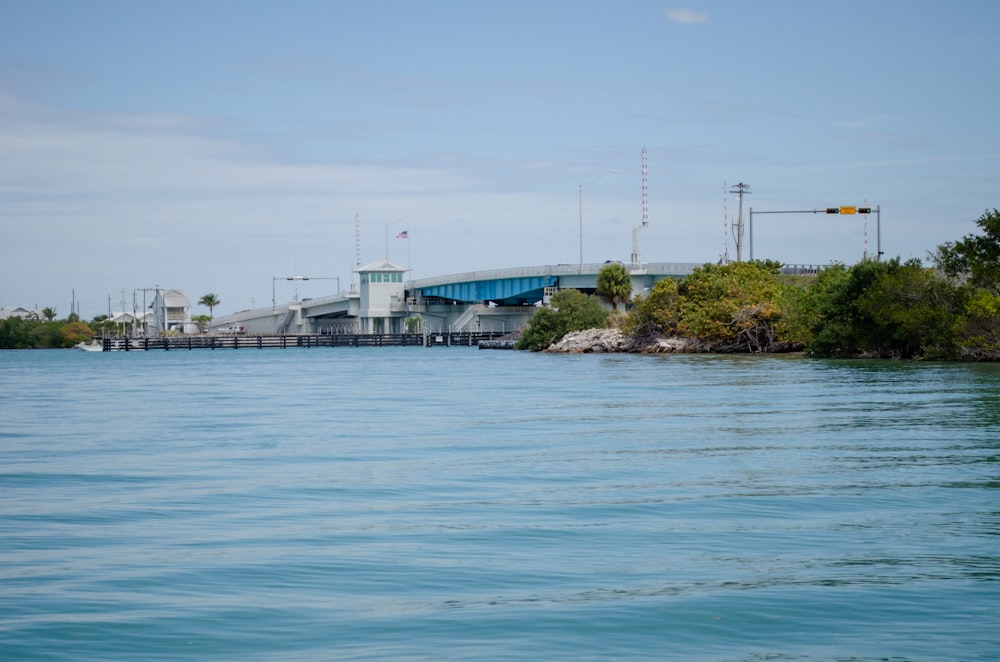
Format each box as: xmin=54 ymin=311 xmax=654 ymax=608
xmin=2 ymin=0 xmax=998 ymax=318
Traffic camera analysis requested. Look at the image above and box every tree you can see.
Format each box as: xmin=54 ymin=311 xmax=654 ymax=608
xmin=802 ymin=258 xmax=966 ymax=359
xmin=623 ymin=262 xmax=799 ymax=351
xmin=60 ymin=321 xmax=94 ymax=347
xmin=624 ymin=277 xmax=681 ymax=337
xmin=855 ymin=259 xmax=965 ymax=359
xmin=958 ymin=287 xmax=1000 ymax=358
xmin=934 ymin=209 xmax=1000 ymax=293
xmin=41 ymin=307 xmax=57 ymax=321
xmin=0 ymin=317 xmax=33 ymax=348
xmin=675 ymin=261 xmax=791 ymax=351
xmin=516 ymin=289 xmax=608 ymax=351
xmin=595 ymin=262 xmax=632 ymax=311
xmin=190 ymin=314 xmax=211 ymax=333
xmin=198 ymin=293 xmax=221 ymax=326
xmin=797 ymin=263 xmax=865 ymax=357
xmin=751 ymin=258 xmax=785 ymax=274
xmin=933 ymin=210 xmax=1000 ymax=358
xmin=0 ymin=317 xmax=97 ymax=349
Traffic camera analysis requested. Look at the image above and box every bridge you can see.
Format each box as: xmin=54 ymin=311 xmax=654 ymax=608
xmin=209 ymin=260 xmax=818 ymax=337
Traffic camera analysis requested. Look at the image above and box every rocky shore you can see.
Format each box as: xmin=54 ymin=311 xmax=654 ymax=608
xmin=545 ymin=328 xmax=802 ymax=354
xmin=545 ymin=329 xmax=712 ymax=354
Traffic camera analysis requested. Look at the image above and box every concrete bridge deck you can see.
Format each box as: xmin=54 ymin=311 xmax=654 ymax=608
xmin=209 ymin=261 xmax=821 ymax=337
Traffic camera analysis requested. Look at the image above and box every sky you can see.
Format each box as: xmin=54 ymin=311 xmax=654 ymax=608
xmin=2 ymin=0 xmax=999 ymax=319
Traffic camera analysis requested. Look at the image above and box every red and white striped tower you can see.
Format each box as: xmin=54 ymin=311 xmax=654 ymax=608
xmin=352 ymin=212 xmax=361 ymax=293
xmin=642 ymin=146 xmax=649 ymax=228
xmin=631 ymin=146 xmax=649 ymax=265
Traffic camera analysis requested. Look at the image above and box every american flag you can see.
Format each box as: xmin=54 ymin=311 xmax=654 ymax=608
xmin=395 ymin=230 xmax=409 ymax=239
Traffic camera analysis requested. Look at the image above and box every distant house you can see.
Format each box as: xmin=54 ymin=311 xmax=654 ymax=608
xmin=108 ymin=310 xmax=154 ymax=336
xmin=0 ymin=307 xmax=36 ymax=320
xmin=150 ymin=289 xmax=191 ymax=333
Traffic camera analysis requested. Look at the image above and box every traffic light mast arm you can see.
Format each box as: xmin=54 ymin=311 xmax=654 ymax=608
xmin=750 ymin=208 xmax=870 ymax=214
xmin=750 ymin=209 xmax=834 ymax=214
xmin=747 ymin=206 xmax=881 ymax=263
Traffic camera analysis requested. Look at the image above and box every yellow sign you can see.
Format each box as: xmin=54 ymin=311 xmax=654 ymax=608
xmin=839 ymin=206 xmax=856 ymax=215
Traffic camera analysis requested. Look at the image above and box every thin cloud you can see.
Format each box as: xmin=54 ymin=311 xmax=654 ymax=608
xmin=0 ymin=93 xmax=609 ymax=314
xmin=664 ymin=8 xmax=709 ymax=24
xmin=782 ymin=152 xmax=1000 ymax=174
xmin=842 ymin=132 xmax=933 ymax=150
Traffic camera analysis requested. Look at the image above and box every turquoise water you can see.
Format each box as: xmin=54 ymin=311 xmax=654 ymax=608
xmin=1 ymin=348 xmax=998 ymax=660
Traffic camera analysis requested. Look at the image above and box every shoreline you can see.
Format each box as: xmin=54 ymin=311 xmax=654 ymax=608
xmin=546 ymin=328 xmax=801 ymax=355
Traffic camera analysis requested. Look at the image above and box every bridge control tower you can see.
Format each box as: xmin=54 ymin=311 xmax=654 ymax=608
xmin=356 ymin=260 xmax=408 ymax=334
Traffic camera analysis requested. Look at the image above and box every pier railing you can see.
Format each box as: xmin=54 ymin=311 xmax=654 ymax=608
xmin=99 ymin=332 xmax=507 ymax=351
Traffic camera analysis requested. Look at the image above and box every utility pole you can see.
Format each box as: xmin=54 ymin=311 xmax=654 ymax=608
xmin=729 ymin=182 xmax=751 ymax=261
xmin=138 ymin=287 xmax=158 ymax=336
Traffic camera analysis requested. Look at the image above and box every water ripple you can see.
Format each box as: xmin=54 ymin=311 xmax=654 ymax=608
xmin=1 ymin=350 xmax=998 ymax=660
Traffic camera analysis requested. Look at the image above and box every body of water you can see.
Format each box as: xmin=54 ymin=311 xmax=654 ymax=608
xmin=1 ymin=347 xmax=998 ymax=660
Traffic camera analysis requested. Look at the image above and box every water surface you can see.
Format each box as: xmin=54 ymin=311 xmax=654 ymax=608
xmin=1 ymin=348 xmax=998 ymax=660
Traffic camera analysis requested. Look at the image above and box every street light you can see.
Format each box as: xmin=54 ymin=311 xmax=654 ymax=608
xmin=579 ymin=169 xmax=618 ymax=268
xmin=272 ymin=275 xmax=340 ymax=311
xmin=273 ymin=275 xmax=308 ymax=311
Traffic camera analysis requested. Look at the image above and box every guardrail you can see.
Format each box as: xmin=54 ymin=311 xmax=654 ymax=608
xmin=100 ymin=332 xmax=507 ymax=351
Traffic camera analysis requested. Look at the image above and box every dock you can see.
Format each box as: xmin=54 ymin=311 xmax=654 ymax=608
xmin=95 ymin=332 xmax=508 ymax=352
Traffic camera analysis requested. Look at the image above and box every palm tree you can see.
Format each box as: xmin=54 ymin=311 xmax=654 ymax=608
xmin=198 ymin=293 xmax=221 ymax=327
xmin=41 ymin=307 xmax=57 ymax=321
xmin=596 ymin=262 xmax=632 ymax=312
xmin=190 ymin=314 xmax=211 ymax=334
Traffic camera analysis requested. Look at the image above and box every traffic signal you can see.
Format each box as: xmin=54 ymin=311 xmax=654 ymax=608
xmin=826 ymin=205 xmax=871 ymax=214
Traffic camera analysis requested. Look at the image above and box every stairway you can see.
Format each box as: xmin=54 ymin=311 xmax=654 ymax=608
xmin=276 ymin=308 xmax=296 ymax=334
xmin=450 ymin=304 xmax=486 ymax=332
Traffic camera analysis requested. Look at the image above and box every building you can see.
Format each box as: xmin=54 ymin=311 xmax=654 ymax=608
xmin=0 ymin=307 xmax=36 ymax=320
xmin=108 ymin=311 xmax=154 ymax=337
xmin=150 ymin=289 xmax=191 ymax=334
xmin=356 ymin=260 xmax=408 ymax=334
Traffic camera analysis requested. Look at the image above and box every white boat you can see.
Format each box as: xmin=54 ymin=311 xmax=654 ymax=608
xmin=76 ymin=340 xmax=103 ymax=352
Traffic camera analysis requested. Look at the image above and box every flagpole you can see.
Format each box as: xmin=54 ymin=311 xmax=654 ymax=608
xmin=394 ymin=229 xmax=412 ymax=274
xmin=386 ymin=213 xmax=414 ymax=261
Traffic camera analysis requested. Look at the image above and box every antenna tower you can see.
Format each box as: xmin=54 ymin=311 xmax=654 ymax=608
xmin=642 ymin=146 xmax=649 ymax=227
xmin=631 ymin=146 xmax=649 ymax=265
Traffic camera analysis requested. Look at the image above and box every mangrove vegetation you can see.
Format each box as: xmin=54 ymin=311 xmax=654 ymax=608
xmin=520 ymin=210 xmax=1000 ymax=360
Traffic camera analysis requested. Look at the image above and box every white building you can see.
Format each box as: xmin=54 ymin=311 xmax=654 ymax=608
xmin=108 ymin=311 xmax=154 ymax=336
xmin=0 ymin=307 xmax=36 ymax=320
xmin=356 ymin=260 xmax=407 ymax=334
xmin=150 ymin=289 xmax=191 ymax=334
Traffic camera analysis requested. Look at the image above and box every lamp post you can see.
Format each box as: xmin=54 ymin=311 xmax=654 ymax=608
xmin=579 ymin=169 xmax=618 ymax=269
xmin=272 ymin=275 xmax=341 ymax=311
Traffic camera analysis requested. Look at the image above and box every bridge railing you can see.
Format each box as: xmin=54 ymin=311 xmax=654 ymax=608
xmin=408 ymin=262 xmax=704 ymax=289
xmin=780 ymin=264 xmax=824 ymax=275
